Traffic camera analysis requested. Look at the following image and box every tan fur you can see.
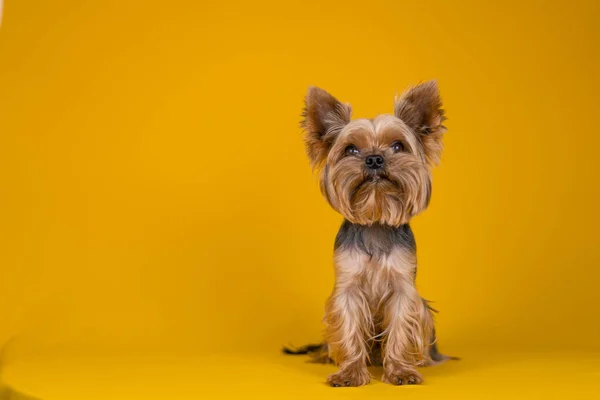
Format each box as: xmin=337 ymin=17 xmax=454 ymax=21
xmin=324 ymin=251 xmax=372 ymax=386
xmin=320 ymin=115 xmax=431 ymax=226
xmin=380 ymin=250 xmax=434 ymax=384
xmin=301 ymin=81 xmax=447 ymax=386
xmin=394 ymin=81 xmax=446 ymax=165
xmin=325 ymin=248 xmax=434 ymax=386
xmin=302 ymin=87 xmax=352 ymax=168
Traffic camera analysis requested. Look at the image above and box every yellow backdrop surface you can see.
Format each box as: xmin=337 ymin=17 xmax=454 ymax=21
xmin=0 ymin=1 xmax=599 ymax=399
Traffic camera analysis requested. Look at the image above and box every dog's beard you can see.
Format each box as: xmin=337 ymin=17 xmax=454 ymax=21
xmin=324 ymin=157 xmax=431 ymax=226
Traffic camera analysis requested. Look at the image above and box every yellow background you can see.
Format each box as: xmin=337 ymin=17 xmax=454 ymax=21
xmin=1 ymin=0 xmax=599 ymax=399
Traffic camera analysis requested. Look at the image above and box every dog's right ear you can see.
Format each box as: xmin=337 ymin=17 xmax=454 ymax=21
xmin=301 ymin=87 xmax=352 ymax=168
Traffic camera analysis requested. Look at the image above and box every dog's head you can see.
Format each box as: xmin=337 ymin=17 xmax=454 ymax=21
xmin=302 ymin=81 xmax=446 ymax=226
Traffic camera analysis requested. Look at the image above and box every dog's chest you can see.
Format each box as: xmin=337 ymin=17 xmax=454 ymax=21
xmin=334 ymin=221 xmax=418 ymax=300
xmin=334 ymin=220 xmax=416 ymax=260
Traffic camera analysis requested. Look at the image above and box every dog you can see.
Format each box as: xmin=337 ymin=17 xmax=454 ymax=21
xmin=284 ymin=81 xmax=455 ymax=387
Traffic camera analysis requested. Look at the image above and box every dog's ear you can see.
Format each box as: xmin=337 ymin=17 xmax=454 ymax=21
xmin=302 ymin=87 xmax=352 ymax=168
xmin=395 ymin=80 xmax=446 ymax=165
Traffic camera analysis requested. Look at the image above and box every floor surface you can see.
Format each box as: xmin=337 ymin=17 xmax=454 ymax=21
xmin=3 ymin=349 xmax=599 ymax=399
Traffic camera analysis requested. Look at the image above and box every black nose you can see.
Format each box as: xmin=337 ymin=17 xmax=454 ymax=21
xmin=365 ymin=154 xmax=384 ymax=170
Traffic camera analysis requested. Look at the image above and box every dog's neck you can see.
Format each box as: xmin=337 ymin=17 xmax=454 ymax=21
xmin=334 ymin=220 xmax=416 ymax=259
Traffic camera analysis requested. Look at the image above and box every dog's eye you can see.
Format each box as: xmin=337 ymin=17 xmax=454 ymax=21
xmin=391 ymin=141 xmax=405 ymax=153
xmin=345 ymin=145 xmax=359 ymax=156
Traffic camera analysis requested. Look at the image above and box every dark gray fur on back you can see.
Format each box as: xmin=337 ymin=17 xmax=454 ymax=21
xmin=334 ymin=220 xmax=416 ymax=258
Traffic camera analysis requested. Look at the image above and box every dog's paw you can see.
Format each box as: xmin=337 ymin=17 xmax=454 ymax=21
xmin=327 ymin=367 xmax=370 ymax=387
xmin=382 ymin=369 xmax=423 ymax=386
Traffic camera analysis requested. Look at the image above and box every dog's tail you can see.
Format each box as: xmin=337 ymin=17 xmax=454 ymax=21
xmin=427 ymin=339 xmax=460 ymax=365
xmin=282 ymin=343 xmax=332 ymax=363
xmin=282 ymin=343 xmax=324 ymax=355
xmin=423 ymin=299 xmax=460 ymax=365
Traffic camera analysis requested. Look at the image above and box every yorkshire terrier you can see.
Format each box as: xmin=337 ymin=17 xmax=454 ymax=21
xmin=285 ymin=81 xmax=455 ymax=387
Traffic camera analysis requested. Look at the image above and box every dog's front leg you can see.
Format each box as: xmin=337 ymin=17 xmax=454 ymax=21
xmin=324 ymin=251 xmax=371 ymax=387
xmin=381 ymin=253 xmax=433 ymax=385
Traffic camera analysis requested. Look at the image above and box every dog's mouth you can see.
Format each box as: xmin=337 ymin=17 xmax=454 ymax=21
xmin=369 ymin=175 xmax=388 ymax=183
xmin=366 ymin=170 xmax=396 ymax=185
xmin=349 ymin=174 xmax=399 ymax=201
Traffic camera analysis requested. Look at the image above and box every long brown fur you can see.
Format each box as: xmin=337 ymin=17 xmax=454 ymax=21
xmin=292 ymin=81 xmax=454 ymax=387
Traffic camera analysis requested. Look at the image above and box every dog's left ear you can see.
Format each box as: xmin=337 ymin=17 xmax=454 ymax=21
xmin=395 ymin=80 xmax=446 ymax=165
